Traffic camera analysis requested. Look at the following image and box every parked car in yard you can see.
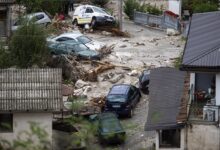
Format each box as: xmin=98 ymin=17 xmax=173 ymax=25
xmin=12 ymin=12 xmax=51 ymax=31
xmin=48 ymin=40 xmax=101 ymax=60
xmin=104 ymin=84 xmax=141 ymax=118
xmin=97 ymin=112 xmax=126 ymax=144
xmin=47 ymin=32 xmax=104 ymax=51
xmin=72 ymin=5 xmax=115 ymax=27
xmin=139 ymin=70 xmax=150 ymax=94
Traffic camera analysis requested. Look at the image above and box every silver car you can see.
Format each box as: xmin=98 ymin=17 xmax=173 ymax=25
xmin=12 ymin=12 xmax=51 ymax=31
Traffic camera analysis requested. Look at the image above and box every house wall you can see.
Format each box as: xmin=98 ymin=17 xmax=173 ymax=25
xmin=216 ymin=74 xmax=220 ymax=106
xmin=0 ymin=113 xmax=53 ymax=148
xmin=168 ymin=0 xmax=181 ymax=15
xmin=155 ymin=128 xmax=185 ymax=150
xmin=187 ymin=124 xmax=220 ymax=150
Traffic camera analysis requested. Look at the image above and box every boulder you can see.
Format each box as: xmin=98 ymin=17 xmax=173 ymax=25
xmin=75 ymin=79 xmax=90 ymax=89
xmin=166 ymin=28 xmax=180 ymax=36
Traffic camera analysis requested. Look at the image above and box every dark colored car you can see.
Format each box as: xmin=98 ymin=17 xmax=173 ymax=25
xmin=48 ymin=40 xmax=101 ymax=60
xmin=104 ymin=84 xmax=141 ymax=118
xmin=97 ymin=113 xmax=126 ymax=144
xmin=139 ymin=70 xmax=150 ymax=94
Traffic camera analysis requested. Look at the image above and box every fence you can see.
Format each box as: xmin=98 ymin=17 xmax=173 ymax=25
xmin=134 ymin=11 xmax=180 ymax=31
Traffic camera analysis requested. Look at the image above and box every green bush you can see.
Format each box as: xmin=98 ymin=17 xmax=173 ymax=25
xmin=124 ymin=0 xmax=140 ymax=20
xmin=139 ymin=4 xmax=163 ymax=15
xmin=91 ymin=0 xmax=109 ymax=7
xmin=9 ymin=21 xmax=49 ymax=68
xmin=0 ymin=43 xmax=12 ymax=68
xmin=193 ymin=3 xmax=218 ymax=13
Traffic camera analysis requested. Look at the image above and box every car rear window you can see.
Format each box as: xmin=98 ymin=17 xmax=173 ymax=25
xmin=107 ymin=95 xmax=126 ymax=102
xmin=101 ymin=118 xmax=122 ymax=133
xmin=76 ymin=36 xmax=91 ymax=44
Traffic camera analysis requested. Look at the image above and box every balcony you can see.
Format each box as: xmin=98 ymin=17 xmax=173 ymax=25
xmin=0 ymin=0 xmax=15 ymax=4
xmin=188 ymin=90 xmax=218 ymax=123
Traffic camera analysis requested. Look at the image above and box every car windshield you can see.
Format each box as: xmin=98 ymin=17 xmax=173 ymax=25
xmin=93 ymin=7 xmax=109 ymax=15
xmin=107 ymin=95 xmax=126 ymax=102
xmin=72 ymin=43 xmax=90 ymax=52
xmin=76 ymin=36 xmax=91 ymax=44
xmin=101 ymin=118 xmax=122 ymax=133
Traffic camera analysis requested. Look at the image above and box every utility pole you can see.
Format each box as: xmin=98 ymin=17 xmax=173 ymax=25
xmin=118 ymin=0 xmax=123 ymax=31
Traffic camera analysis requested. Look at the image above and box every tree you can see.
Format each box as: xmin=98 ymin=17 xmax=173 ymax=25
xmin=9 ymin=21 xmax=49 ymax=68
xmin=91 ymin=0 xmax=110 ymax=7
xmin=124 ymin=0 xmax=140 ymax=20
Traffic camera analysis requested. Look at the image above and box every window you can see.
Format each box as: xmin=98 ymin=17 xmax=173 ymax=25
xmin=56 ymin=37 xmax=74 ymax=42
xmin=35 ymin=14 xmax=44 ymax=21
xmin=159 ymin=129 xmax=180 ymax=148
xmin=85 ymin=7 xmax=93 ymax=13
xmin=76 ymin=36 xmax=91 ymax=44
xmin=0 ymin=114 xmax=13 ymax=132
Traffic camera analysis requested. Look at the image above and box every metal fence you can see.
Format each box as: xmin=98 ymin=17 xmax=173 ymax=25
xmin=134 ymin=11 xmax=180 ymax=31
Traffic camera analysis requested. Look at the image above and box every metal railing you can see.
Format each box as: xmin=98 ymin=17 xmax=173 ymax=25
xmin=133 ymin=11 xmax=180 ymax=31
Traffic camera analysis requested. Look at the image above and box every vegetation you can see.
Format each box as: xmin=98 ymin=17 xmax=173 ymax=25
xmin=124 ymin=0 xmax=163 ymax=20
xmin=16 ymin=0 xmax=66 ymax=15
xmin=9 ymin=20 xmax=49 ymax=68
xmin=0 ymin=122 xmax=50 ymax=150
xmin=91 ymin=0 xmax=110 ymax=7
xmin=182 ymin=0 xmax=218 ymax=14
xmin=0 ymin=42 xmax=12 ymax=68
xmin=174 ymin=52 xmax=183 ymax=68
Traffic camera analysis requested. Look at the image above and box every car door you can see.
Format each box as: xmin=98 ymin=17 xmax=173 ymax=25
xmin=127 ymin=88 xmax=136 ymax=107
xmin=82 ymin=7 xmax=93 ymax=24
xmin=56 ymin=43 xmax=68 ymax=54
xmin=130 ymin=86 xmax=139 ymax=106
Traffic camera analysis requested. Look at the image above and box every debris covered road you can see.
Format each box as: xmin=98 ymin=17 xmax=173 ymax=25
xmin=78 ymin=20 xmax=185 ymax=150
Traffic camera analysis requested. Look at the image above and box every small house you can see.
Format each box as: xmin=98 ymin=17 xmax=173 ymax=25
xmin=0 ymin=0 xmax=14 ymax=38
xmin=0 ymin=69 xmax=62 ymax=148
xmin=145 ymin=67 xmax=188 ymax=150
xmin=180 ymin=11 xmax=220 ymax=150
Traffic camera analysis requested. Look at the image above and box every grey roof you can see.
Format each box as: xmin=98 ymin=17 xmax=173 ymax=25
xmin=0 ymin=69 xmax=62 ymax=112
xmin=181 ymin=11 xmax=220 ymax=70
xmin=145 ymin=67 xmax=186 ymax=131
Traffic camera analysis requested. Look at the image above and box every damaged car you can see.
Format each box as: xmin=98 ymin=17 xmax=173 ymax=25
xmin=72 ymin=5 xmax=115 ymax=27
xmin=104 ymin=84 xmax=141 ymax=118
xmin=97 ymin=112 xmax=126 ymax=144
xmin=139 ymin=70 xmax=150 ymax=94
xmin=47 ymin=32 xmax=105 ymax=51
xmin=48 ymin=40 xmax=101 ymax=60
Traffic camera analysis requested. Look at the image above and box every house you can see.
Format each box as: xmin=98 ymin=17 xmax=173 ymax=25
xmin=0 ymin=0 xmax=15 ymax=38
xmin=180 ymin=11 xmax=220 ymax=149
xmin=0 ymin=69 xmax=62 ymax=148
xmin=145 ymin=67 xmax=188 ymax=150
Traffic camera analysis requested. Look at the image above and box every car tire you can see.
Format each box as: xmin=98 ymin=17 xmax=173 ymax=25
xmin=128 ymin=109 xmax=133 ymax=118
xmin=72 ymin=19 xmax=78 ymax=27
xmin=91 ymin=17 xmax=96 ymax=27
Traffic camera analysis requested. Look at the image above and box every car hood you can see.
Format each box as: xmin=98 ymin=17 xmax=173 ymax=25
xmin=85 ymin=41 xmax=105 ymax=51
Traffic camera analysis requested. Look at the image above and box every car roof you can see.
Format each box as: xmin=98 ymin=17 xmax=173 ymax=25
xmin=26 ymin=12 xmax=46 ymax=18
xmin=58 ymin=32 xmax=83 ymax=39
xmin=109 ymin=84 xmax=131 ymax=95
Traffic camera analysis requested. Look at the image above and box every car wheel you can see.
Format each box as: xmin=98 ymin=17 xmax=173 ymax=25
xmin=91 ymin=17 xmax=96 ymax=27
xmin=128 ymin=109 xmax=133 ymax=118
xmin=72 ymin=19 xmax=78 ymax=27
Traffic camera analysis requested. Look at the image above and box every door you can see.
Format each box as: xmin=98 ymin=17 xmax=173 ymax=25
xmin=79 ymin=7 xmax=93 ymax=24
xmin=0 ymin=10 xmax=7 ymax=37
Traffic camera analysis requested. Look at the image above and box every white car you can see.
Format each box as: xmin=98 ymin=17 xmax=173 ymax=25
xmin=47 ymin=32 xmax=105 ymax=51
xmin=72 ymin=5 xmax=115 ymax=26
xmin=12 ymin=12 xmax=51 ymax=31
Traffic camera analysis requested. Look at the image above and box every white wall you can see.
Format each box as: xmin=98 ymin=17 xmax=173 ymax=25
xmin=216 ymin=74 xmax=220 ymax=105
xmin=0 ymin=113 xmax=53 ymax=148
xmin=155 ymin=128 xmax=185 ymax=150
xmin=187 ymin=124 xmax=220 ymax=150
xmin=168 ymin=0 xmax=181 ymax=15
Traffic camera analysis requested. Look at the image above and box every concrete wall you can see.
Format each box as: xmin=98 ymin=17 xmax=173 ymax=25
xmin=187 ymin=124 xmax=220 ymax=150
xmin=155 ymin=128 xmax=185 ymax=150
xmin=216 ymin=74 xmax=220 ymax=106
xmin=0 ymin=113 xmax=53 ymax=148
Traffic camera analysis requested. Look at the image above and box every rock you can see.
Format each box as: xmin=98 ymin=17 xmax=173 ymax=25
xmin=75 ymin=79 xmax=90 ymax=89
xmin=128 ymin=70 xmax=139 ymax=76
xmin=119 ymin=44 xmax=127 ymax=48
xmin=170 ymin=41 xmax=175 ymax=45
xmin=155 ymin=55 xmax=160 ymax=58
xmin=166 ymin=28 xmax=180 ymax=36
xmin=82 ymin=86 xmax=92 ymax=95
xmin=102 ymin=31 xmax=111 ymax=36
xmin=109 ymin=74 xmax=124 ymax=83
xmin=155 ymin=42 xmax=158 ymax=46
xmin=122 ymin=39 xmax=129 ymax=42
xmin=134 ymin=42 xmax=145 ymax=46
xmin=176 ymin=44 xmax=180 ymax=47
xmin=74 ymin=88 xmax=84 ymax=96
